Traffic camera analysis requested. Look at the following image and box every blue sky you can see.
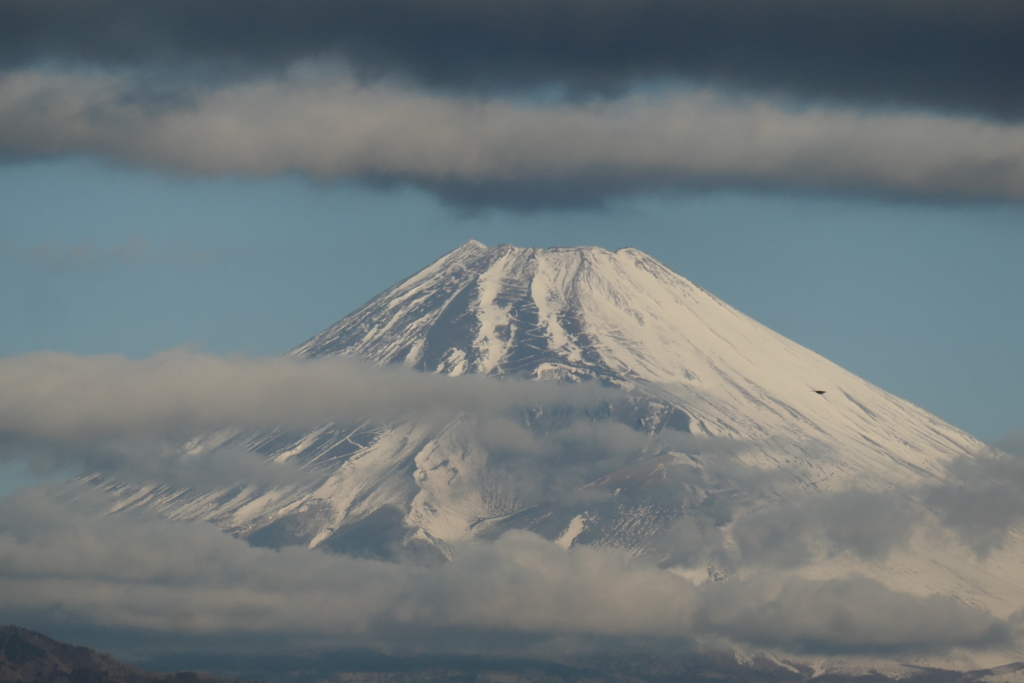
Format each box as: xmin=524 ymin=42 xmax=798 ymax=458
xmin=2 ymin=157 xmax=1021 ymax=447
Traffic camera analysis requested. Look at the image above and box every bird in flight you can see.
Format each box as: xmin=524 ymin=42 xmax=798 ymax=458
xmin=812 ymin=390 xmax=827 ymax=395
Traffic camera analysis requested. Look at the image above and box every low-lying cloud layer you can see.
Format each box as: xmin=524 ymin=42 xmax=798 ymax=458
xmin=4 ymin=349 xmax=1024 ymax=558
xmin=0 ymin=489 xmax=1008 ymax=654
xmin=3 ymin=349 xmax=1024 ymax=658
xmin=2 ymin=70 xmax=1023 ymax=208
xmin=730 ymin=490 xmax=922 ymax=568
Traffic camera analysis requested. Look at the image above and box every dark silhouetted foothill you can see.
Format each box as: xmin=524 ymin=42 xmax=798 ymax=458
xmin=0 ymin=625 xmax=254 ymax=683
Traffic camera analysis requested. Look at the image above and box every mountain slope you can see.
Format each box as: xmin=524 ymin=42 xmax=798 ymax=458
xmin=93 ymin=242 xmax=1024 ymax=650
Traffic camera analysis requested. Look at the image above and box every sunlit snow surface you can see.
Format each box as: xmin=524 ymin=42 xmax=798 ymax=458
xmin=96 ymin=241 xmax=1024 ymax=658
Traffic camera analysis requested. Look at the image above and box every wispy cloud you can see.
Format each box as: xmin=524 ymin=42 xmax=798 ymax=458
xmin=0 ymin=349 xmax=615 ymax=485
xmin=2 ymin=70 xmax=1023 ymax=208
xmin=925 ymin=448 xmax=1024 ymax=557
xmin=0 ymin=349 xmax=612 ymax=442
xmin=994 ymin=431 xmax=1024 ymax=457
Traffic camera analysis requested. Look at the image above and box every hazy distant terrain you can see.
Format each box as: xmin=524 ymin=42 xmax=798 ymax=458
xmin=6 ymin=626 xmax=1023 ymax=683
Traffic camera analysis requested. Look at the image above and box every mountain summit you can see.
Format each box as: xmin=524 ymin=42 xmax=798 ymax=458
xmin=294 ymin=240 xmax=975 ymax=484
xmin=98 ymin=242 xmax=1024 ymax=649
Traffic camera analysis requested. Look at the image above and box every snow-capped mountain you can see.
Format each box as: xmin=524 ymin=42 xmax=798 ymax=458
xmin=97 ymin=241 xmax=1024 ymax=658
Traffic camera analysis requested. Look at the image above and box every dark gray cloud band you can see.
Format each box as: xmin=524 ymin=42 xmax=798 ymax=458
xmin=2 ymin=0 xmax=1023 ymax=118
